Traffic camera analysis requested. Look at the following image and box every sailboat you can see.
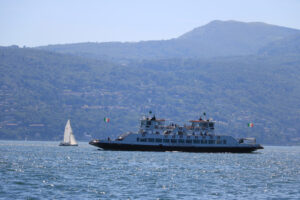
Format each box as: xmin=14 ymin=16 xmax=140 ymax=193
xmin=59 ymin=120 xmax=78 ymax=146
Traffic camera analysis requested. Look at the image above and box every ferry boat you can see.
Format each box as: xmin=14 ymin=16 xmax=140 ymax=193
xmin=89 ymin=114 xmax=263 ymax=153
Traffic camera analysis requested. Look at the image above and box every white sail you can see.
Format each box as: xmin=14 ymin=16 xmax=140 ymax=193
xmin=69 ymin=130 xmax=77 ymax=145
xmin=63 ymin=120 xmax=71 ymax=143
xmin=60 ymin=120 xmax=78 ymax=146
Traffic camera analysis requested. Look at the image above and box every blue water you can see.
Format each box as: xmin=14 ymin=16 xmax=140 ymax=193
xmin=0 ymin=141 xmax=299 ymax=199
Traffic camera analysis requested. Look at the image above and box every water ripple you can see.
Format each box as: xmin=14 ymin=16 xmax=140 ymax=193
xmin=0 ymin=141 xmax=299 ymax=199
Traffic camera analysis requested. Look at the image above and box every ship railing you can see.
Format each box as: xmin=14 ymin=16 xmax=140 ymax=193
xmin=117 ymin=132 xmax=133 ymax=141
xmin=158 ymin=125 xmax=175 ymax=130
xmin=238 ymin=137 xmax=256 ymax=144
xmin=155 ymin=125 xmax=168 ymax=129
xmin=185 ymin=126 xmax=193 ymax=130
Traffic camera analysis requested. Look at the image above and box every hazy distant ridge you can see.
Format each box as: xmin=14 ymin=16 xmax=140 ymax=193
xmin=37 ymin=20 xmax=300 ymax=59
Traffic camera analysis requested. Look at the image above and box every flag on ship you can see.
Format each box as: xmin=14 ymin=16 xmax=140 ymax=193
xmin=104 ymin=117 xmax=110 ymax=123
xmin=248 ymin=123 xmax=254 ymax=127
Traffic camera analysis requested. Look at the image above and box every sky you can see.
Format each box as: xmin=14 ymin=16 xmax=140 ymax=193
xmin=1 ymin=0 xmax=300 ymax=47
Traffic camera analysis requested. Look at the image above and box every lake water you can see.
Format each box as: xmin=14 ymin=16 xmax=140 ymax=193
xmin=0 ymin=141 xmax=299 ymax=199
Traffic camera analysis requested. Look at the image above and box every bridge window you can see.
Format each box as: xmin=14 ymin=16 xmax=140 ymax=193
xmin=140 ymin=138 xmax=147 ymax=142
xmin=223 ymin=140 xmax=227 ymax=144
xmin=208 ymin=140 xmax=215 ymax=144
xmin=148 ymin=138 xmax=154 ymax=142
xmin=171 ymin=139 xmax=177 ymax=143
xmin=155 ymin=138 xmax=162 ymax=143
xmin=193 ymin=140 xmax=200 ymax=144
xmin=136 ymin=137 xmax=140 ymax=142
xmin=186 ymin=139 xmax=192 ymax=143
xmin=163 ymin=139 xmax=170 ymax=143
xmin=202 ymin=123 xmax=208 ymax=128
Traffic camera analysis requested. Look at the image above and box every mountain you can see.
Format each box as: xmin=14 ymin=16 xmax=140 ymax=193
xmin=37 ymin=20 xmax=300 ymax=60
xmin=258 ymin=33 xmax=300 ymax=56
xmin=1 ymin=46 xmax=300 ymax=145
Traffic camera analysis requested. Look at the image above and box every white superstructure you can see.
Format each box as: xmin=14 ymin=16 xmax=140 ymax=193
xmin=90 ymin=114 xmax=263 ymax=153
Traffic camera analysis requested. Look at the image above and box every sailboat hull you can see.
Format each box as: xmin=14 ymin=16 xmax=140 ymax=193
xmin=59 ymin=142 xmax=78 ymax=146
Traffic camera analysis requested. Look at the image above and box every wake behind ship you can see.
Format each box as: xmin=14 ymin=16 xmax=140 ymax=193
xmin=89 ymin=114 xmax=263 ymax=153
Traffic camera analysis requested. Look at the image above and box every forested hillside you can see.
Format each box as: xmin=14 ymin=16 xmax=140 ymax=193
xmin=1 ymin=46 xmax=300 ymax=144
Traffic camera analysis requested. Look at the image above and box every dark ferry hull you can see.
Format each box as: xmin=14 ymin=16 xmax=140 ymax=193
xmin=89 ymin=141 xmax=263 ymax=153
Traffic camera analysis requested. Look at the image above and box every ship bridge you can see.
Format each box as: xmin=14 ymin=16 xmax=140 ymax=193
xmin=139 ymin=115 xmax=166 ymax=133
xmin=188 ymin=118 xmax=215 ymax=134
